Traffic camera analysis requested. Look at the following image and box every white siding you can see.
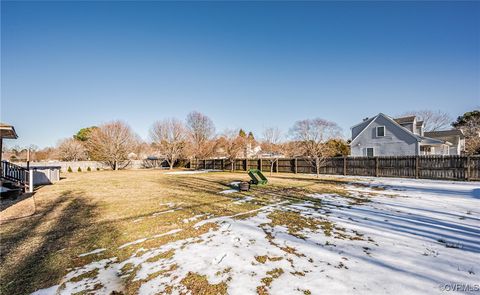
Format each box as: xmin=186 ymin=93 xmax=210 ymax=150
xmin=351 ymin=115 xmax=418 ymax=156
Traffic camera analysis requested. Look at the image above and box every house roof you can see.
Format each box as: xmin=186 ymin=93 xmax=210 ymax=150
xmin=350 ymin=113 xmax=451 ymax=146
xmin=0 ymin=123 xmax=18 ymax=139
xmin=418 ymin=136 xmax=452 ymax=146
xmin=424 ymin=129 xmax=464 ymax=139
xmin=350 ymin=116 xmax=376 ymax=129
xmin=351 ymin=113 xmax=420 ymax=144
xmin=393 ymin=116 xmax=416 ymax=124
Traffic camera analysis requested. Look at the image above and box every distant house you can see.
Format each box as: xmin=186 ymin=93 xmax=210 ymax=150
xmin=350 ymin=113 xmax=465 ymax=157
xmin=423 ymin=130 xmax=465 ymax=155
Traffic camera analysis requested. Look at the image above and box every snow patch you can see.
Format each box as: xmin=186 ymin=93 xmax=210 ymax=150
xmin=219 ymin=189 xmax=238 ymax=194
xmin=78 ymin=248 xmax=106 ymax=257
xmin=33 ymin=178 xmax=480 ymax=295
xmin=165 ymin=170 xmax=221 ymax=175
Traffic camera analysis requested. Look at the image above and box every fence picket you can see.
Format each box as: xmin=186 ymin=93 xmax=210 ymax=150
xmin=191 ymin=156 xmax=479 ymax=181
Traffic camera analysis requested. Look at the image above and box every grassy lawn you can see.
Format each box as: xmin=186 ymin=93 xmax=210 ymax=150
xmin=1 ymin=170 xmax=478 ymax=294
xmin=0 ymin=170 xmax=350 ymax=294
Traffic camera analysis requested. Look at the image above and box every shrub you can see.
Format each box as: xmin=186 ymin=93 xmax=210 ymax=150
xmin=87 ymin=166 xmax=91 ymax=172
xmin=67 ymin=166 xmax=73 ymax=173
xmin=77 ymin=167 xmax=82 ymax=172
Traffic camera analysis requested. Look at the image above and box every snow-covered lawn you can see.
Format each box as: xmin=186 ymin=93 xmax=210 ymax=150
xmin=31 ymin=176 xmax=480 ymax=295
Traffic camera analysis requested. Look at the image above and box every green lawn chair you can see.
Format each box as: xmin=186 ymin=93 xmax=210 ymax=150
xmin=248 ymin=169 xmax=268 ymax=185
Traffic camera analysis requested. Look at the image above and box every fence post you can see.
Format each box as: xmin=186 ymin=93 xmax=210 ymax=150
xmin=221 ymin=159 xmax=224 ymax=171
xmin=415 ymin=156 xmax=419 ymax=179
xmin=28 ymin=169 xmax=33 ymax=193
xmin=375 ymin=157 xmax=379 ymax=177
xmin=294 ymin=158 xmax=298 ymax=174
xmin=259 ymin=159 xmax=262 ymax=171
xmin=466 ymin=156 xmax=471 ymax=181
xmin=343 ymin=157 xmax=347 ymax=176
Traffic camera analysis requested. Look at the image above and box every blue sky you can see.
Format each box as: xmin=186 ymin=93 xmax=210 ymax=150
xmin=1 ymin=1 xmax=479 ymax=148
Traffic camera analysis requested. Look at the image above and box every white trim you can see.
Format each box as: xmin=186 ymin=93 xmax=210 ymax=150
xmin=376 ymin=126 xmax=385 ymax=137
xmin=29 ymin=169 xmax=33 ymax=193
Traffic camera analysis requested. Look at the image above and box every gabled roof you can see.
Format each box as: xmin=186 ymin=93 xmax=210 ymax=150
xmin=424 ymin=129 xmax=464 ymax=139
xmin=350 ymin=116 xmax=376 ymax=130
xmin=394 ymin=116 xmax=416 ymax=124
xmin=351 ymin=113 xmax=420 ymax=144
xmin=350 ymin=113 xmax=451 ymax=146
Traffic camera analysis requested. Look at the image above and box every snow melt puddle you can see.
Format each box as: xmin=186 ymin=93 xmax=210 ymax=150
xmin=32 ymin=179 xmax=480 ymax=295
xmin=78 ymin=248 xmax=106 ymax=257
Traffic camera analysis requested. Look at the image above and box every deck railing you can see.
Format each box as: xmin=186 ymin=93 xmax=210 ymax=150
xmin=1 ymin=160 xmax=31 ymax=191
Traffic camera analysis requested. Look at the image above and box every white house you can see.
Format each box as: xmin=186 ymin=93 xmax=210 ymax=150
xmin=350 ymin=113 xmax=465 ymax=157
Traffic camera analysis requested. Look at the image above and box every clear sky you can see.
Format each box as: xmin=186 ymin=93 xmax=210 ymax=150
xmin=1 ymin=1 xmax=479 ymax=148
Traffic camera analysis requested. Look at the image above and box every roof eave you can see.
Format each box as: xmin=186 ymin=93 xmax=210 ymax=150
xmin=0 ymin=126 xmax=18 ymax=139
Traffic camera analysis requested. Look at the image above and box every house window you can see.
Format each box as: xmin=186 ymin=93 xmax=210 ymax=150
xmin=420 ymin=146 xmax=431 ymax=155
xmin=376 ymin=126 xmax=385 ymax=137
xmin=365 ymin=148 xmax=374 ymax=157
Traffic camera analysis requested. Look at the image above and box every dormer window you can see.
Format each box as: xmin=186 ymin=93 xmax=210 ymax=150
xmin=376 ymin=126 xmax=385 ymax=137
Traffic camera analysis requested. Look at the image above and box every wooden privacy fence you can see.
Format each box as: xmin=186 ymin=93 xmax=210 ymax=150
xmin=190 ymin=156 xmax=480 ymax=181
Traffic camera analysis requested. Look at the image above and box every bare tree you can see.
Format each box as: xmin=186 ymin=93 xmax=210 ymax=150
xmin=150 ymin=118 xmax=188 ymax=170
xmin=33 ymin=147 xmax=57 ymax=161
xmin=86 ymin=121 xmax=138 ymax=170
xmin=186 ymin=111 xmax=216 ymax=159
xmin=57 ymin=138 xmax=87 ymax=161
xmin=281 ymin=141 xmax=302 ymax=158
xmin=400 ymin=110 xmax=452 ymax=132
xmin=261 ymin=127 xmax=283 ymax=175
xmin=290 ymin=118 xmax=342 ymax=177
xmin=216 ymin=130 xmax=244 ymax=172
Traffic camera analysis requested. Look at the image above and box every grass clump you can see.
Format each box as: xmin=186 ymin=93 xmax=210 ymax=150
xmin=181 ymin=272 xmax=227 ymax=295
xmin=257 ymin=268 xmax=284 ymax=294
xmin=267 ymin=210 xmax=321 ymax=239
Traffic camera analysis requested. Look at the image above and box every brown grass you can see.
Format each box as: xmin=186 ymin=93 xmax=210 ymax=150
xmin=0 ymin=170 xmax=364 ymax=294
xmin=181 ymin=272 xmax=228 ymax=295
